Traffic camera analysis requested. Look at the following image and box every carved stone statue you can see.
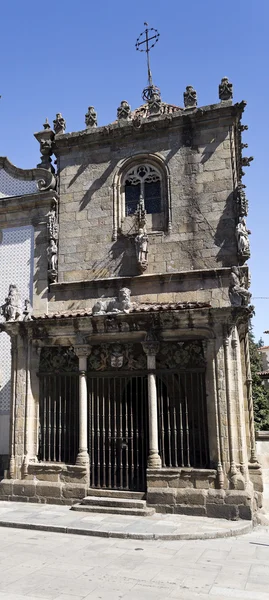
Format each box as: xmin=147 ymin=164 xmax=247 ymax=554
xmin=110 ymin=344 xmax=124 ymax=368
xmin=219 ymin=77 xmax=233 ymax=101
xmin=236 ymin=217 xmax=251 ymax=256
xmin=184 ymin=86 xmax=197 ymax=109
xmin=92 ymin=288 xmax=132 ymax=316
xmin=47 ymin=239 xmax=58 ymax=271
xmin=117 ymin=100 xmax=131 ymax=120
xmin=229 ymin=267 xmax=251 ymax=306
xmin=85 ymin=106 xmax=97 ymax=128
xmin=53 ymin=113 xmax=66 ymax=135
xmin=1 ymin=284 xmax=23 ymax=322
xmin=236 ymin=184 xmax=248 ymax=217
xmin=148 ymin=90 xmax=162 ymax=115
xmin=23 ymin=299 xmax=32 ymax=321
xmin=47 ymin=204 xmax=58 ymax=240
xmin=135 ymin=228 xmax=149 ymax=273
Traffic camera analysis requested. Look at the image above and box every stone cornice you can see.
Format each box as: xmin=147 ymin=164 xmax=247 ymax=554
xmin=51 ymin=266 xmax=246 ymax=295
xmin=53 ymin=101 xmax=245 ymax=153
xmin=0 ymin=190 xmax=59 ymax=214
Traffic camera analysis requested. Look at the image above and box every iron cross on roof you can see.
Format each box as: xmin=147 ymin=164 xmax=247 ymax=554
xmin=136 ymin=23 xmax=160 ymax=102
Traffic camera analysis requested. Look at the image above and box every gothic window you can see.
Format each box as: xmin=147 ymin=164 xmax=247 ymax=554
xmin=124 ymin=164 xmax=162 ymax=216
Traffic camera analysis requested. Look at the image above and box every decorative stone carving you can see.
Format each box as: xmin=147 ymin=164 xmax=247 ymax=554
xmin=219 ymin=77 xmax=233 ymax=101
xmin=85 ymin=106 xmax=97 ymax=128
xmin=53 ymin=113 xmax=66 ymax=135
xmin=39 ymin=347 xmax=79 ymax=372
xmin=183 ymin=86 xmax=197 ymax=109
xmin=23 ymin=299 xmax=32 ymax=321
xmin=236 ymin=184 xmax=248 ymax=217
xmin=156 ymin=341 xmax=206 ymax=369
xmin=34 ymin=120 xmax=55 ymax=172
xmin=135 ymin=228 xmax=148 ymax=273
xmin=241 ymin=156 xmax=254 ymax=167
xmin=239 ymin=124 xmax=248 ymax=132
xmin=87 ymin=343 xmax=147 ymax=371
xmin=47 ymin=202 xmax=58 ymax=284
xmin=148 ymin=90 xmax=162 ymax=116
xmin=229 ymin=267 xmax=251 ymax=306
xmin=1 ymin=284 xmax=22 ymax=321
xmin=236 ymin=216 xmax=251 ymax=257
xmin=142 ymin=331 xmax=160 ymax=356
xmin=92 ymin=288 xmax=132 ymax=315
xmin=117 ymin=100 xmax=131 ymax=120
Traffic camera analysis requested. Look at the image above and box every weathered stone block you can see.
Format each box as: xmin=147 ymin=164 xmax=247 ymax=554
xmin=206 ymin=489 xmax=225 ymax=504
xmin=36 ymin=482 xmax=62 ymax=499
xmin=62 ymin=484 xmax=87 ymax=499
xmin=13 ymin=482 xmax=36 ymax=498
xmin=0 ymin=480 xmax=14 ymax=497
xmin=174 ymin=489 xmax=206 ymax=506
xmin=224 ymin=491 xmax=252 ymax=507
xmin=174 ymin=505 xmax=207 ymax=516
xmin=206 ymin=503 xmax=238 ymax=520
xmin=147 ymin=488 xmax=175 ymax=505
xmin=238 ymin=505 xmax=252 ymax=520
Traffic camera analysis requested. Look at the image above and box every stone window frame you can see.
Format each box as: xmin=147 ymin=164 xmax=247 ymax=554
xmin=112 ymin=153 xmax=172 ymax=240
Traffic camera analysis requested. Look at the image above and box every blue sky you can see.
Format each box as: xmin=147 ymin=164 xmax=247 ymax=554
xmin=0 ymin=1 xmax=268 ymax=341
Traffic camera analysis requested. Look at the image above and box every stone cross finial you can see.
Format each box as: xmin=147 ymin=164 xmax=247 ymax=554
xmin=53 ymin=113 xmax=66 ymax=135
xmin=183 ymin=86 xmax=197 ymax=109
xmin=117 ymin=100 xmax=131 ymax=120
xmin=219 ymin=77 xmax=233 ymax=101
xmin=85 ymin=106 xmax=97 ymax=128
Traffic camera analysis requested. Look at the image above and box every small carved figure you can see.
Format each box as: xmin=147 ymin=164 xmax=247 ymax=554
xmin=148 ymin=90 xmax=162 ymax=115
xmin=92 ymin=288 xmax=132 ymax=316
xmin=47 ymin=239 xmax=58 ymax=271
xmin=219 ymin=77 xmax=233 ymax=101
xmin=47 ymin=204 xmax=58 ymax=240
xmin=135 ymin=228 xmax=149 ymax=272
xmin=229 ymin=267 xmax=251 ymax=306
xmin=85 ymin=106 xmax=97 ymax=128
xmin=53 ymin=113 xmax=66 ymax=135
xmin=110 ymin=344 xmax=124 ymax=368
xmin=1 ymin=284 xmax=23 ymax=322
xmin=236 ymin=217 xmax=251 ymax=256
xmin=183 ymin=85 xmax=197 ymax=109
xmin=117 ymin=100 xmax=131 ymax=120
xmin=23 ymin=299 xmax=32 ymax=321
xmin=236 ymin=185 xmax=248 ymax=217
xmin=241 ymin=156 xmax=254 ymax=167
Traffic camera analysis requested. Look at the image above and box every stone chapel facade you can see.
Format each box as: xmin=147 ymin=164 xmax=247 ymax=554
xmin=0 ymin=79 xmax=263 ymax=519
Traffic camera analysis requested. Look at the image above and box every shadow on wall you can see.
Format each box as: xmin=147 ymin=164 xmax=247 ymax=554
xmin=214 ymin=191 xmax=237 ymax=266
xmin=90 ymin=236 xmax=138 ymax=279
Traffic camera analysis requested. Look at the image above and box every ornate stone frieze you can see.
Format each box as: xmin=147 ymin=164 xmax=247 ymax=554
xmin=47 ymin=201 xmax=58 ymax=283
xmin=156 ymin=341 xmax=206 ymax=369
xmin=87 ymin=343 xmax=147 ymax=371
xmin=85 ymin=106 xmax=97 ymax=128
xmin=53 ymin=113 xmax=66 ymax=135
xmin=117 ymin=100 xmax=131 ymax=120
xmin=236 ymin=216 xmax=251 ymax=259
xmin=183 ymin=85 xmax=197 ymax=109
xmin=219 ymin=77 xmax=233 ymax=101
xmin=92 ymin=288 xmax=132 ymax=315
xmin=229 ymin=267 xmax=251 ymax=306
xmin=0 ymin=284 xmax=32 ymax=322
xmin=39 ymin=346 xmax=78 ymax=373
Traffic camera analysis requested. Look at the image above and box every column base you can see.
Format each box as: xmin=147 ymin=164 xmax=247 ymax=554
xmin=147 ymin=453 xmax=162 ymax=469
xmin=76 ymin=452 xmax=90 ymax=467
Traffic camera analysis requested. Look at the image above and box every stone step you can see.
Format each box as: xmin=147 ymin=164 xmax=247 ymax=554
xmin=86 ymin=489 xmax=146 ymax=500
xmin=71 ymin=504 xmax=155 ymax=516
xmin=81 ymin=496 xmax=147 ymax=510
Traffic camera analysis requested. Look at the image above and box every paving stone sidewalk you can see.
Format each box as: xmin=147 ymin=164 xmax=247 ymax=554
xmin=0 ymin=501 xmax=253 ymax=540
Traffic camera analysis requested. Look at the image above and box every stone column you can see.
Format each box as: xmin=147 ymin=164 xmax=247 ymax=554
xmin=205 ymin=338 xmax=224 ymax=489
xmin=74 ymin=346 xmax=91 ymax=467
xmin=142 ymin=335 xmax=162 ymax=469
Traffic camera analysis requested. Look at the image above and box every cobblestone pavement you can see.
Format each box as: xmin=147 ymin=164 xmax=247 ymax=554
xmin=0 ymin=524 xmax=269 ymax=599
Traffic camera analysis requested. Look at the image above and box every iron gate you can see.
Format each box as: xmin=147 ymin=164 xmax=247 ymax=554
xmin=88 ymin=373 xmax=148 ymax=491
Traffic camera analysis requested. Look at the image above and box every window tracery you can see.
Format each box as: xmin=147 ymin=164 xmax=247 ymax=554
xmin=124 ymin=164 xmax=162 ymax=216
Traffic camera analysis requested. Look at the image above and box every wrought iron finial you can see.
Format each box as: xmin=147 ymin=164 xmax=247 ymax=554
xmin=135 ymin=23 xmax=160 ymax=102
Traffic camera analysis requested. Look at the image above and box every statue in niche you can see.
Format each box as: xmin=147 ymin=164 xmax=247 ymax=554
xmin=229 ymin=267 xmax=251 ymax=306
xmin=135 ymin=228 xmax=149 ymax=273
xmin=236 ymin=217 xmax=251 ymax=256
xmin=53 ymin=113 xmax=66 ymax=135
xmin=92 ymin=287 xmax=132 ymax=316
xmin=47 ymin=239 xmax=58 ymax=272
xmin=183 ymin=85 xmax=197 ymax=109
xmin=1 ymin=284 xmax=23 ymax=322
xmin=219 ymin=77 xmax=233 ymax=101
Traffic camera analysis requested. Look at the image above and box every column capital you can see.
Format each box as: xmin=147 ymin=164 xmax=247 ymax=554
xmin=142 ymin=332 xmax=159 ymax=356
xmin=73 ymin=345 xmax=91 ymax=358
